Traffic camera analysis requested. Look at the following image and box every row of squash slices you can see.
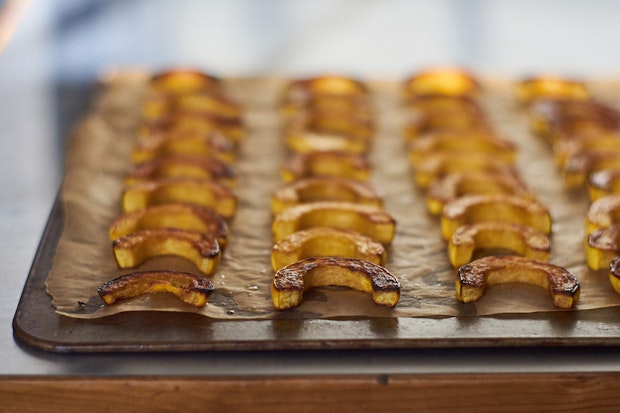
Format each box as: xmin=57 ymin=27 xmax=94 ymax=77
xmin=269 ymin=77 xmax=402 ymax=310
xmin=98 ymin=70 xmax=243 ymax=308
xmin=404 ymin=68 xmax=580 ymax=309
xmin=517 ymin=76 xmax=620 ymax=297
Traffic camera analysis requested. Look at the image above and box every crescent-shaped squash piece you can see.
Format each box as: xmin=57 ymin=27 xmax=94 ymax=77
xmin=121 ymin=177 xmax=237 ymax=219
xmin=271 ymin=227 xmax=386 ymax=271
xmin=448 ymin=222 xmax=550 ymax=268
xmin=272 ymin=201 xmax=396 ymax=244
xmin=271 ymin=257 xmax=400 ymax=310
xmin=113 ymin=228 xmax=221 ymax=275
xmin=271 ymin=176 xmax=383 ymax=214
xmin=457 ymin=256 xmax=580 ymax=309
xmin=98 ymin=270 xmax=214 ymax=307
xmin=109 ymin=203 xmax=228 ymax=249
xmin=441 ymin=194 xmax=551 ymax=241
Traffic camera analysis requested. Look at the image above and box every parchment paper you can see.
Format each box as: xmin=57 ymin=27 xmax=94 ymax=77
xmin=45 ymin=75 xmax=620 ymax=320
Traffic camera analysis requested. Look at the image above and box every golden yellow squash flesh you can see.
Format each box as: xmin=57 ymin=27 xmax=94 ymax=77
xmin=408 ymin=132 xmax=516 ymax=166
xmin=282 ymin=151 xmax=371 ymax=183
xmin=440 ymin=194 xmax=552 ymax=241
xmin=515 ymin=76 xmax=588 ymax=104
xmin=585 ymin=194 xmax=620 ymax=235
xmin=426 ymin=170 xmax=531 ymax=216
xmin=411 ymin=151 xmax=515 ymax=189
xmin=271 ymin=227 xmax=386 ymax=271
xmin=271 ymin=176 xmax=383 ymax=215
xmin=272 ymin=201 xmax=396 ymax=245
xmin=457 ymin=256 xmax=580 ymax=309
xmin=121 ymin=177 xmax=237 ymax=219
xmin=271 ymin=257 xmax=400 ymax=310
xmin=112 ymin=228 xmax=221 ymax=275
xmin=585 ymin=225 xmax=620 ymax=270
xmin=132 ymin=129 xmax=237 ymax=165
xmin=448 ymin=222 xmax=550 ymax=268
xmin=404 ymin=68 xmax=480 ymax=99
xmin=98 ymin=270 xmax=214 ymax=307
xmin=124 ymin=154 xmax=237 ymax=187
xmin=109 ymin=203 xmax=228 ymax=249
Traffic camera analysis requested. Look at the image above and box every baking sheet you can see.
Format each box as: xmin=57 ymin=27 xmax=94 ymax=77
xmin=12 ymin=76 xmax=620 ymax=352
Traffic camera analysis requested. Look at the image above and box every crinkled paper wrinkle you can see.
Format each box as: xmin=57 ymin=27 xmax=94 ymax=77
xmin=45 ymin=77 xmax=620 ymax=320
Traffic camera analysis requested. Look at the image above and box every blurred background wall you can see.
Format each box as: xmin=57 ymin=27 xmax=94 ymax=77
xmin=47 ymin=0 xmax=620 ymax=79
